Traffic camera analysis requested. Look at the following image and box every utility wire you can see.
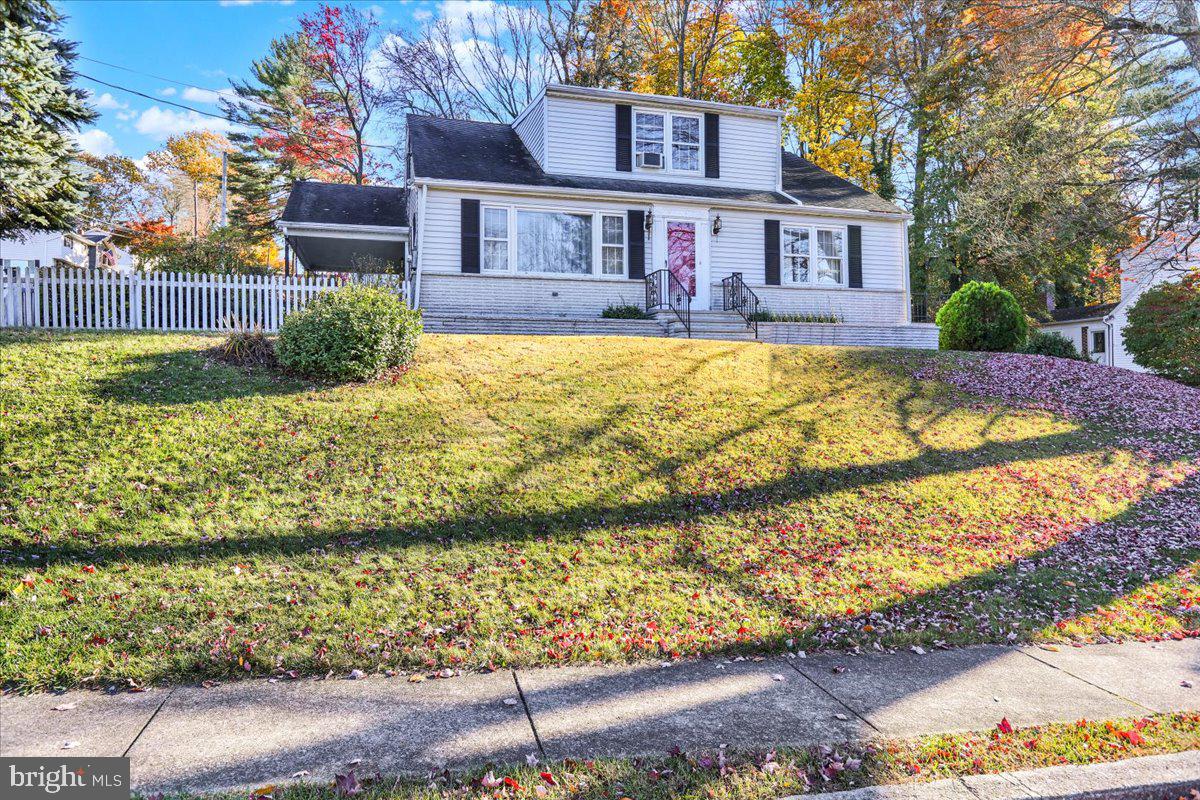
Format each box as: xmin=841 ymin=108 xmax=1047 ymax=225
xmin=78 ymin=72 xmax=396 ymax=151
xmin=78 ymin=55 xmax=268 ymax=108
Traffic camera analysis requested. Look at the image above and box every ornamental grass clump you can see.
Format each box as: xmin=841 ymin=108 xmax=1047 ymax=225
xmin=936 ymin=281 xmax=1028 ymax=352
xmin=276 ymin=285 xmax=422 ymax=382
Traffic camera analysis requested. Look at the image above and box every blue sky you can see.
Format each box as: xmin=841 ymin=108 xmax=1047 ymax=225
xmin=61 ymin=0 xmax=446 ymax=161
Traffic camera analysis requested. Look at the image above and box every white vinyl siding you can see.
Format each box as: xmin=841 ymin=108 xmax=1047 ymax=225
xmin=543 ymin=95 xmax=780 ymax=190
xmin=512 ymin=96 xmax=546 ymax=166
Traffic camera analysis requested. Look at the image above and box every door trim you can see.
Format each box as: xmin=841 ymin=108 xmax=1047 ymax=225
xmin=652 ymin=205 xmax=711 ymax=310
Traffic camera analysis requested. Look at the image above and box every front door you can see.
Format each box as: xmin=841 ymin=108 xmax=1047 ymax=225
xmin=666 ymin=220 xmax=697 ymax=298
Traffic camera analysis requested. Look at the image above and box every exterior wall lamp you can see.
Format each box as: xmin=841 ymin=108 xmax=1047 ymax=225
xmin=711 ymin=215 xmax=723 ymax=236
xmin=644 ymin=209 xmax=654 ymax=231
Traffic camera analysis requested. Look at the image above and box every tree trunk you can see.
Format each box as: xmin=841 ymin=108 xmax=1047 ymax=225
xmin=676 ymin=0 xmax=689 ymax=97
xmin=910 ymin=119 xmax=928 ymax=296
xmin=192 ymin=182 xmax=199 ymax=237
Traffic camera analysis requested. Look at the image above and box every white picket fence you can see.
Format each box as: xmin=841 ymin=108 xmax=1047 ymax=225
xmin=0 ymin=269 xmax=408 ymax=333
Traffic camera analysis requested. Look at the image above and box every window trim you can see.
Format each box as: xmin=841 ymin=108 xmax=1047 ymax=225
xmin=478 ymin=201 xmax=633 ymax=281
xmin=633 ymin=107 xmax=703 ymax=175
xmin=600 ymin=214 xmax=627 ymax=277
xmin=481 ymin=205 xmax=510 ymax=272
xmin=777 ymin=223 xmax=850 ymax=288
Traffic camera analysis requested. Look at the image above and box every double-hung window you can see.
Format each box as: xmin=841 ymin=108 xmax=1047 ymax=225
xmin=782 ymin=226 xmax=809 ymax=285
xmin=816 ymin=229 xmax=845 ymax=285
xmin=635 ymin=112 xmax=664 ymax=165
xmin=671 ymin=115 xmax=701 ymax=172
xmin=634 ymin=110 xmax=701 ymax=173
xmin=601 ymin=215 xmax=625 ymax=276
xmin=482 ymin=207 xmax=509 ymax=272
xmin=780 ymin=226 xmax=847 ymax=287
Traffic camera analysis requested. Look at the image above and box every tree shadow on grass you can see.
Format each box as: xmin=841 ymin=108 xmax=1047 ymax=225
xmin=88 ymin=347 xmax=309 ymax=405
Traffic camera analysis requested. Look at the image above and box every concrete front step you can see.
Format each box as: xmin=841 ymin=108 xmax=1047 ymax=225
xmin=423 ymin=314 xmax=666 ymax=337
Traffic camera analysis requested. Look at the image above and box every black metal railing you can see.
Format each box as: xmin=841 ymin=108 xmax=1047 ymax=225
xmin=721 ymin=272 xmax=760 ymax=338
xmin=645 ymin=268 xmax=691 ymax=337
xmin=910 ymin=293 xmax=941 ymax=324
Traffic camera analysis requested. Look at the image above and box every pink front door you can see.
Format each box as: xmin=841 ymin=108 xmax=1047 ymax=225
xmin=666 ymin=221 xmax=697 ymax=296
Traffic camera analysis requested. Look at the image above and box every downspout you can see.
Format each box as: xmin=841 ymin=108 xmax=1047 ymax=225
xmin=412 ymin=183 xmax=429 ymax=310
xmin=902 ymin=220 xmax=913 ymax=323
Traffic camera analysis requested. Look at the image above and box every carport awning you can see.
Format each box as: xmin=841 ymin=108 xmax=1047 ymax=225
xmin=282 ymin=222 xmax=408 ymax=273
xmin=280 ymin=180 xmax=409 ymax=273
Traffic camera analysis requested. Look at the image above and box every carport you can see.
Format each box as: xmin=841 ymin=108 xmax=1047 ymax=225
xmin=279 ymin=181 xmax=409 ymax=275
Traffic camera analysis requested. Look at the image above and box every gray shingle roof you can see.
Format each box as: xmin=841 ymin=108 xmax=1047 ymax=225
xmin=407 ymin=115 xmax=799 ymax=206
xmin=780 ymin=152 xmax=904 ymax=214
xmin=1050 ymin=302 xmax=1118 ymax=322
xmin=281 ymin=181 xmax=408 ymax=227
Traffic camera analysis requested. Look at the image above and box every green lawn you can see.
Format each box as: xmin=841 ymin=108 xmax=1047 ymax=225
xmin=184 ymin=713 xmax=1200 ymax=800
xmin=1 ymin=331 xmax=1196 ymax=690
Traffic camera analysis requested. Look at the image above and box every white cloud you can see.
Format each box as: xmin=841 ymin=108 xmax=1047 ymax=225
xmin=218 ymin=0 xmax=295 ymax=5
xmin=115 ymin=110 xmax=136 ymax=122
xmin=438 ymin=0 xmax=498 ymax=33
xmin=181 ymin=86 xmax=237 ymax=104
xmin=413 ymin=8 xmax=433 ymax=22
xmin=75 ymin=129 xmax=120 ymax=157
xmin=134 ymin=106 xmax=235 ymax=139
xmin=92 ymin=92 xmax=128 ymax=111
xmin=159 ymin=87 xmax=177 ymax=97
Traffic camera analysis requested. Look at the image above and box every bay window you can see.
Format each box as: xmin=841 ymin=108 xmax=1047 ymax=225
xmin=780 ymin=225 xmax=847 ymax=287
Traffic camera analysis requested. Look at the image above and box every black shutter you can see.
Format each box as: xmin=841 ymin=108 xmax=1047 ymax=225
xmin=764 ymin=219 xmax=780 ymax=285
xmin=615 ymin=104 xmax=632 ymax=172
xmin=704 ymin=113 xmax=720 ymax=178
xmin=847 ymin=225 xmax=863 ymax=288
xmin=460 ymin=199 xmax=480 ymax=273
xmin=628 ymin=210 xmax=645 ymax=280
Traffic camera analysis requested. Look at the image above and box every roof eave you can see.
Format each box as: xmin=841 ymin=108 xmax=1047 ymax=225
xmin=543 ymin=84 xmax=783 ymax=120
xmin=412 ymin=176 xmax=910 ymax=219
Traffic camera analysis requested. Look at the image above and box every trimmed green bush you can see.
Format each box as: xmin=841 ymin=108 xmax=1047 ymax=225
xmin=601 ymin=303 xmax=652 ymax=319
xmin=276 ymin=285 xmax=422 ymax=381
xmin=935 ymin=281 xmax=1028 ymax=352
xmin=1020 ymin=330 xmax=1083 ymax=360
xmin=1123 ymin=274 xmax=1200 ymax=386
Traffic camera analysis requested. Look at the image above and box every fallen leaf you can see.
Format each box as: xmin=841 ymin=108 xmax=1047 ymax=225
xmin=997 ymin=717 xmax=1014 ymax=735
xmin=52 ymin=702 xmax=78 ymax=712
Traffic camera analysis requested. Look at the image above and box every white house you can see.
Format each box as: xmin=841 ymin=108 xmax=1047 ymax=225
xmin=1039 ymin=227 xmax=1198 ymax=370
xmin=0 ymin=229 xmax=136 ymax=274
xmin=280 ymin=85 xmax=932 ymax=345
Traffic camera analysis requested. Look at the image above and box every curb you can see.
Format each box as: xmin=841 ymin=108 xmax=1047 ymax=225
xmin=783 ymin=751 xmax=1200 ymax=799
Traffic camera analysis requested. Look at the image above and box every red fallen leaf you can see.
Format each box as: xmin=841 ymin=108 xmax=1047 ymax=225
xmin=540 ymin=771 xmax=557 ymax=786
xmin=997 ymin=717 xmax=1014 ymax=734
xmin=1116 ymin=729 xmax=1146 ymax=745
xmin=82 ymin=565 xmax=96 ymax=574
xmin=503 ymin=776 xmax=522 ymax=791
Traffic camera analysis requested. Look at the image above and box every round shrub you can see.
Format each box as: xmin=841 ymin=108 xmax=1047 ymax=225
xmin=276 ymin=285 xmax=422 ymax=381
xmin=1123 ymin=275 xmax=1199 ymax=386
xmin=935 ymin=281 xmax=1028 ymax=352
xmin=1020 ymin=330 xmax=1083 ymax=360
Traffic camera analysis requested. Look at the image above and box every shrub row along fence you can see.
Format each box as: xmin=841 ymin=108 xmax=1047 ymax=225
xmin=0 ymin=268 xmax=407 ymax=333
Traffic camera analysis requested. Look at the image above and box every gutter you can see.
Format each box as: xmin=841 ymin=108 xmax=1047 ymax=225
xmin=411 ymin=177 xmax=912 ymax=221
xmin=278 ymin=221 xmax=409 ymax=239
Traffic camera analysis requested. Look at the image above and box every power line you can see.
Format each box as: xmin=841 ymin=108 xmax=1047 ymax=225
xmin=77 ymin=72 xmax=396 ymax=151
xmin=78 ymin=55 xmax=266 ymax=107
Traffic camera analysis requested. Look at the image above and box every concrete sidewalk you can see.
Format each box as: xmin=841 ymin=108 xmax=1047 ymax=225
xmin=2 ymin=640 xmax=1197 ymax=795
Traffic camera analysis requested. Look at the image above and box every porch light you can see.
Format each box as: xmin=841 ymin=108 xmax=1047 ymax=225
xmin=711 ymin=215 xmax=722 ymax=236
xmin=644 ymin=209 xmax=654 ymax=231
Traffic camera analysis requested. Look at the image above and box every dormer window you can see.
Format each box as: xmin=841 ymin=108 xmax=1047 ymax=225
xmin=634 ymin=109 xmax=701 ymax=173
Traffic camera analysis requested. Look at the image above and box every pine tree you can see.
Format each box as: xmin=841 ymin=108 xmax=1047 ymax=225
xmin=0 ymin=0 xmax=96 ymax=236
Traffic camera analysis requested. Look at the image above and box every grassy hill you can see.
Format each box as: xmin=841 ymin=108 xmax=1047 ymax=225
xmin=1 ymin=331 xmax=1196 ymax=690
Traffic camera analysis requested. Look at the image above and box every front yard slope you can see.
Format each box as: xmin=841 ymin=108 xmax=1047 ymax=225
xmin=1 ymin=331 xmax=1196 ymax=690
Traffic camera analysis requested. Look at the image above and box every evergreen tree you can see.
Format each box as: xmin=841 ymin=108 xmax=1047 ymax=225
xmin=0 ymin=0 xmax=96 ymax=236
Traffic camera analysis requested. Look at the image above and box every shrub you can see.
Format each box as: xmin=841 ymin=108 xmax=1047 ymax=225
xmin=139 ymin=230 xmax=274 ymax=275
xmin=601 ymin=303 xmax=652 ymax=319
xmin=1123 ymin=275 xmax=1200 ymax=386
xmin=218 ymin=321 xmax=274 ymax=367
xmin=1020 ymin=330 xmax=1083 ymax=360
xmin=749 ymin=310 xmax=841 ymax=324
xmin=935 ymin=281 xmax=1028 ymax=352
xmin=276 ymin=285 xmax=422 ymax=381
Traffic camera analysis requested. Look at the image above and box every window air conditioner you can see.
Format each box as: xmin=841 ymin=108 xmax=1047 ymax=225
xmin=636 ymin=151 xmax=663 ymax=169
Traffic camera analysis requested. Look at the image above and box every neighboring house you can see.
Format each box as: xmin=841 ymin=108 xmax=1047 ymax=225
xmin=0 ymin=229 xmax=136 ymax=274
xmin=280 ymin=84 xmax=929 ymax=344
xmin=1039 ymin=227 xmax=1198 ymax=370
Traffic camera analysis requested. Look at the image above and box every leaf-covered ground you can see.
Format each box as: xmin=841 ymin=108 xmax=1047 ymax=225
xmin=180 ymin=713 xmax=1200 ymax=800
xmin=1 ymin=332 xmax=1197 ymax=690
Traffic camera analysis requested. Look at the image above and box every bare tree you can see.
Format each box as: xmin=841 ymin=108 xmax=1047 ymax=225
xmin=540 ymin=0 xmax=636 ymax=88
xmin=378 ymin=21 xmax=477 ymax=121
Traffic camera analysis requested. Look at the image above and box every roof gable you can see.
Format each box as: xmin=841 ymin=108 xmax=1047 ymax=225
xmin=282 ymin=181 xmax=408 ymax=227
